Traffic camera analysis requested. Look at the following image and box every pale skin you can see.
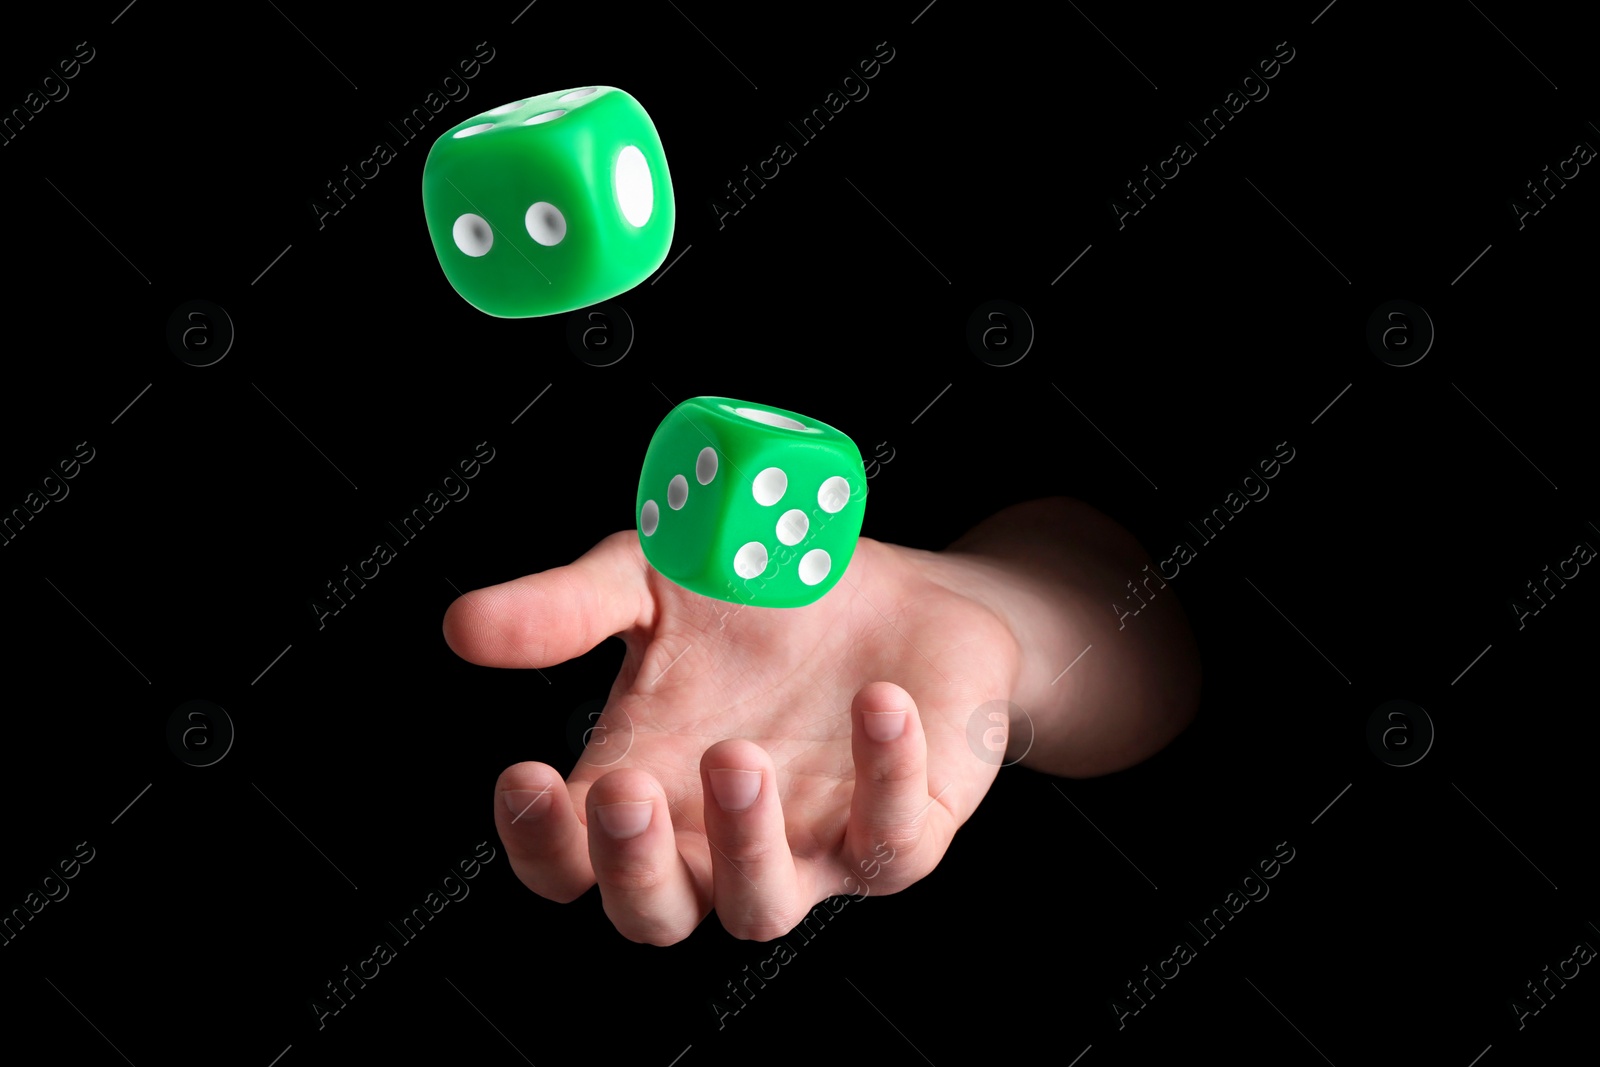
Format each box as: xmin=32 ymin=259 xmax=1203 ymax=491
xmin=442 ymin=496 xmax=1201 ymax=945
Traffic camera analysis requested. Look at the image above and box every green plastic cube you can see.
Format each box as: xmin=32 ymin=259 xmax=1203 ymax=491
xmin=637 ymin=398 xmax=868 ymax=608
xmin=421 ymin=86 xmax=675 ymax=317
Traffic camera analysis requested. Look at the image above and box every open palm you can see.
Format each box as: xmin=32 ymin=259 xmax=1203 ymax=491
xmin=443 ymin=528 xmax=1022 ymax=944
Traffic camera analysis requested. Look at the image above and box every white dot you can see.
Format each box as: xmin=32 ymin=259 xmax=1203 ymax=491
xmin=524 ymin=202 xmax=567 ymax=246
xmin=734 ymin=407 xmax=806 ymax=430
xmin=668 ymin=475 xmax=688 ymax=510
xmin=559 ymin=87 xmax=599 ymax=101
xmin=453 ymin=122 xmax=495 ymax=138
xmin=696 ymin=447 xmax=718 ymax=485
xmin=614 ymin=145 xmax=654 ymax=227
xmin=486 ymin=99 xmax=527 ymax=116
xmin=818 ymin=476 xmax=850 ymax=514
xmin=452 ymin=214 xmax=493 ymax=256
xmin=752 ymin=468 xmax=787 ymax=507
xmin=798 ymin=549 xmax=831 ymax=586
xmin=524 ymin=109 xmax=566 ymax=125
xmin=734 ymin=542 xmax=769 ymax=579
xmin=776 ymin=509 xmax=808 ymax=546
xmin=640 ymin=500 xmax=659 ymax=536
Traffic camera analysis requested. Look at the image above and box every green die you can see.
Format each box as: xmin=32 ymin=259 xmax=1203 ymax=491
xmin=637 ymin=398 xmax=868 ymax=608
xmin=421 ymin=86 xmax=675 ymax=318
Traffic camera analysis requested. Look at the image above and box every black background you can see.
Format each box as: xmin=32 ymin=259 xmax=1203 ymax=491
xmin=2 ymin=2 xmax=1595 ymax=1064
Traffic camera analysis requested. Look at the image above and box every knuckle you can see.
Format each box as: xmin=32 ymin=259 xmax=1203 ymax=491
xmin=600 ymin=854 xmax=671 ymax=894
xmin=850 ymin=834 xmax=934 ymax=888
xmin=860 ymin=819 xmax=923 ymax=858
xmin=518 ymin=868 xmax=589 ymax=905
xmin=857 ymin=858 xmax=927 ymax=897
xmin=715 ymin=833 xmax=778 ymax=869
xmin=615 ymin=917 xmax=696 ymax=947
xmin=867 ymin=756 xmax=923 ymax=787
xmin=722 ymin=897 xmax=811 ymax=943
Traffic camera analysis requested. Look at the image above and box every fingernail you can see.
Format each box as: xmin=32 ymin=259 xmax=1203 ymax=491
xmin=708 ymin=768 xmax=762 ymax=812
xmin=595 ymin=800 xmax=653 ymax=839
xmin=503 ymin=789 xmax=550 ymax=822
xmin=863 ymin=710 xmax=906 ymax=742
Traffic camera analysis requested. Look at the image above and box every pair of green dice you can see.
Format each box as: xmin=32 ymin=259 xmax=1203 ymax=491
xmin=422 ymin=91 xmax=865 ymax=607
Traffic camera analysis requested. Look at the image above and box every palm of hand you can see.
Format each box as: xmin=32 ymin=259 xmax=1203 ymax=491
xmin=446 ymin=530 xmax=1019 ymax=944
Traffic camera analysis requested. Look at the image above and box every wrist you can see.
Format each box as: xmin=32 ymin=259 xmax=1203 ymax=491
xmin=928 ymin=497 xmax=1201 ymax=777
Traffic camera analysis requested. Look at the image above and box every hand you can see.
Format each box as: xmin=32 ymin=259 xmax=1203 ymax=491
xmin=442 ymin=526 xmax=1020 ymax=945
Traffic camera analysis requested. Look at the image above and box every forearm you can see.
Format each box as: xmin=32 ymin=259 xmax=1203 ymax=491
xmin=926 ymin=497 xmax=1201 ymax=777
